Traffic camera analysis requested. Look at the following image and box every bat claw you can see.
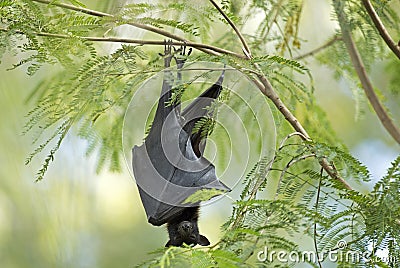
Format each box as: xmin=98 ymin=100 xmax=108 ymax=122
xmin=159 ymin=39 xmax=174 ymax=68
xmin=159 ymin=40 xmax=192 ymax=69
xmin=174 ymin=43 xmax=191 ymax=70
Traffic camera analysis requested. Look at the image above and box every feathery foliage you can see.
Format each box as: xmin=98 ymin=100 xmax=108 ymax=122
xmin=1 ymin=0 xmax=399 ymax=266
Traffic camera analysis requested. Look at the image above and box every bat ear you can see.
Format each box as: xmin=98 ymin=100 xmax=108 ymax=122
xmin=198 ymin=235 xmax=210 ymax=246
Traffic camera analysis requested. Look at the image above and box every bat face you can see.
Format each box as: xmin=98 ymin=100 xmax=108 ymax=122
xmin=173 ymin=221 xmax=200 ymax=246
xmin=166 ymin=220 xmax=210 ymax=247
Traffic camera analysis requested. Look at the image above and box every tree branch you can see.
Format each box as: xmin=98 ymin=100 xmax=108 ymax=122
xmin=208 ymin=0 xmax=252 ymax=58
xmin=334 ymin=0 xmax=400 ymax=145
xmin=362 ymin=0 xmax=400 ymax=60
xmin=31 ymin=0 xmax=112 ymax=17
xmin=254 ymin=73 xmax=311 ymax=138
xmin=1 ymin=28 xmax=242 ymax=57
xmin=294 ymin=35 xmax=342 ymax=60
xmin=30 ymin=0 xmax=246 ymax=59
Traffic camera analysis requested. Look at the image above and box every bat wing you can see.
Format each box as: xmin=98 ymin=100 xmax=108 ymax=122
xmin=181 ymin=71 xmax=224 ymax=156
xmin=132 ymin=69 xmax=230 ymax=226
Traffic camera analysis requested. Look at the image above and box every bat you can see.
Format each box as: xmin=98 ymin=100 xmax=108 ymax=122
xmin=132 ymin=43 xmax=230 ymax=247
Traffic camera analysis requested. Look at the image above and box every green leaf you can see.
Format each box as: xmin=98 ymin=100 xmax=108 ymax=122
xmin=183 ymin=189 xmax=227 ymax=204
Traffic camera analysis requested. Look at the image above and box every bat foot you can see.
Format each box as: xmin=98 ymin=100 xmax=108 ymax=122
xmin=158 ymin=40 xmax=192 ymax=69
xmin=159 ymin=39 xmax=174 ymax=68
xmin=174 ymin=43 xmax=192 ymax=70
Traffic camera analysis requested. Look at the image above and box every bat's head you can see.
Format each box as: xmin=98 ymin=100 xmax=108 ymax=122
xmin=165 ymin=220 xmax=210 ymax=247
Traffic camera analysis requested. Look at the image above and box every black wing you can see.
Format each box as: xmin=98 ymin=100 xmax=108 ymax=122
xmin=181 ymin=71 xmax=224 ymax=157
xmin=132 ymin=56 xmax=230 ymax=226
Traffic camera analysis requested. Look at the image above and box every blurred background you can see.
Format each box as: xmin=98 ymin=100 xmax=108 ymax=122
xmin=0 ymin=0 xmax=399 ymax=267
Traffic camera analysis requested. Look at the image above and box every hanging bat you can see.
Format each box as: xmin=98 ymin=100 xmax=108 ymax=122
xmin=132 ymin=43 xmax=230 ymax=247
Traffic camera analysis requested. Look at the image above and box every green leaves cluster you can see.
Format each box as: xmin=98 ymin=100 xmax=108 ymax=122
xmin=22 ymin=43 xmax=155 ymax=180
xmin=116 ymin=2 xmax=218 ymax=40
xmin=141 ymin=142 xmax=399 ymax=267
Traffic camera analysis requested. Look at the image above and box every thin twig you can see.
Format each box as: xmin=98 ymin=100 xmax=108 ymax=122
xmin=314 ymin=172 xmax=323 ymax=268
xmin=278 ymin=132 xmax=310 ymax=150
xmin=275 ymin=153 xmax=316 ymax=198
xmin=265 ymin=0 xmax=285 ymax=38
xmin=208 ymin=0 xmax=252 ymax=58
xmin=227 ymin=158 xmax=274 ymax=231
xmin=333 ymin=0 xmax=400 ymax=145
xmin=294 ymin=35 xmax=343 ymax=60
xmin=269 ymin=168 xmax=355 ymax=209
xmin=362 ymin=0 xmax=400 ymax=60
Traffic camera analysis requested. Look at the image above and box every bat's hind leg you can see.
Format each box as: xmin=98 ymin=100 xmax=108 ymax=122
xmin=159 ymin=39 xmax=174 ymax=68
xmin=174 ymin=43 xmax=192 ymax=71
xmin=174 ymin=44 xmax=192 ymax=84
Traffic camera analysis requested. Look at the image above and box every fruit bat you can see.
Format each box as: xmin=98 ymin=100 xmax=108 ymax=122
xmin=132 ymin=43 xmax=230 ymax=247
